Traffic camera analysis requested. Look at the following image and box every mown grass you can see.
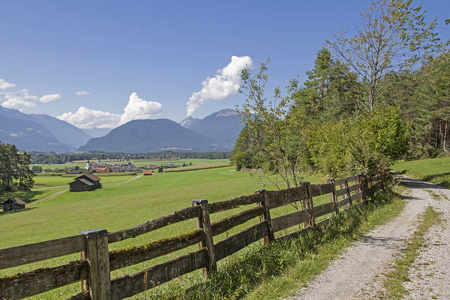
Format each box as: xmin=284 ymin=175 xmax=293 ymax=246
xmin=391 ymin=156 xmax=450 ymax=189
xmin=382 ymin=206 xmax=443 ymax=299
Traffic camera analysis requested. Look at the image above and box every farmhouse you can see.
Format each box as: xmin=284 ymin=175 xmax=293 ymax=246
xmin=2 ymin=198 xmax=26 ymax=212
xmin=69 ymin=174 xmax=102 ymax=192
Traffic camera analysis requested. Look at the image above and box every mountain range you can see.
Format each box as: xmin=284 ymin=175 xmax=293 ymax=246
xmin=0 ymin=107 xmax=243 ymax=153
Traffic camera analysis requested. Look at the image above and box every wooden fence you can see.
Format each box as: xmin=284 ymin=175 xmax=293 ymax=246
xmin=0 ymin=171 xmax=387 ymax=300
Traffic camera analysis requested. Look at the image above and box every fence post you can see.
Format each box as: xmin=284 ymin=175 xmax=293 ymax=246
xmin=355 ymin=174 xmax=365 ymax=203
xmin=192 ymin=199 xmax=217 ymax=276
xmin=301 ymin=182 xmax=315 ymax=228
xmin=344 ymin=178 xmax=353 ymax=207
xmin=81 ymin=229 xmax=111 ymax=300
xmin=367 ymin=172 xmax=375 ymax=200
xmin=327 ymin=178 xmax=339 ymax=215
xmin=380 ymin=169 xmax=385 ymax=190
xmin=255 ymin=189 xmax=274 ymax=245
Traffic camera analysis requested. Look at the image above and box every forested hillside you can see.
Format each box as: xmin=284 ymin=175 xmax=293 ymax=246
xmin=232 ymin=0 xmax=449 ymax=182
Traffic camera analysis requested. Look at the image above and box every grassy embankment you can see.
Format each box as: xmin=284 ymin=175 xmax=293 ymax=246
xmin=391 ymin=156 xmax=450 ymax=189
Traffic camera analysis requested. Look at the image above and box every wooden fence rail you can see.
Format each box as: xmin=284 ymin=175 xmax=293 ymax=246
xmin=0 ymin=171 xmax=388 ymax=300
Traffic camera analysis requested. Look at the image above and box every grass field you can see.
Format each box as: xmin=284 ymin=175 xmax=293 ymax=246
xmin=391 ymin=156 xmax=450 ymax=189
xmin=0 ymin=163 xmax=326 ymax=299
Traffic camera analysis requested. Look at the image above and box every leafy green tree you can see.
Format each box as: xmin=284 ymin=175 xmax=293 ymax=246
xmin=327 ymin=0 xmax=445 ymax=113
xmin=236 ymin=59 xmax=306 ymax=188
xmin=292 ymin=48 xmax=361 ymax=122
xmin=0 ymin=142 xmax=34 ymax=191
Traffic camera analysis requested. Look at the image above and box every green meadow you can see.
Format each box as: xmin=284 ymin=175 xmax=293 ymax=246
xmin=391 ymin=156 xmax=450 ymax=189
xmin=0 ymin=163 xmax=325 ymax=298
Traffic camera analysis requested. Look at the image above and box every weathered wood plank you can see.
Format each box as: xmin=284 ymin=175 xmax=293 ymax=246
xmin=192 ymin=199 xmax=216 ymax=275
xmin=0 ymin=235 xmax=86 ymax=270
xmin=348 ymin=184 xmax=360 ymax=193
xmin=110 ymin=249 xmax=207 ymax=300
xmin=351 ymin=192 xmax=363 ymax=202
xmin=207 ymin=194 xmax=263 ymax=214
xmin=82 ymin=229 xmax=111 ymax=299
xmin=0 ymin=260 xmax=88 ymax=300
xmin=309 ymin=183 xmax=334 ymax=197
xmin=345 ymin=175 xmax=356 ymax=183
xmin=338 ymin=197 xmax=350 ymax=208
xmin=335 ymin=188 xmax=347 ymax=197
xmin=276 ymin=216 xmax=333 ymax=241
xmin=334 ymin=178 xmax=346 ymax=186
xmin=211 ymin=206 xmax=264 ymax=236
xmin=271 ymin=210 xmax=309 ymax=232
xmin=109 ymin=230 xmax=204 ymax=271
xmin=266 ymin=186 xmax=308 ymax=209
xmin=313 ymin=202 xmax=336 ymax=218
xmin=215 ymin=222 xmax=268 ymax=261
xmin=108 ymin=206 xmax=201 ymax=243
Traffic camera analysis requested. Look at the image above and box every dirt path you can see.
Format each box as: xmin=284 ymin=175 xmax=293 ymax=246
xmin=289 ymin=176 xmax=450 ymax=299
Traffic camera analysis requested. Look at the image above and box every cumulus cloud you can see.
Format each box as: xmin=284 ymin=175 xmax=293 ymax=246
xmin=1 ymin=89 xmax=38 ymax=111
xmin=186 ymin=56 xmax=253 ymax=117
xmin=39 ymin=93 xmax=61 ymax=103
xmin=120 ymin=92 xmax=162 ymax=125
xmin=58 ymin=107 xmax=121 ymax=129
xmin=76 ymin=91 xmax=90 ymax=96
xmin=0 ymin=78 xmax=16 ymax=90
xmin=58 ymin=92 xmax=163 ymax=129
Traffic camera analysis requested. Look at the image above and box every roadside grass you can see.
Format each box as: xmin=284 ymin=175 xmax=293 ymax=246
xmin=383 ymin=206 xmax=443 ymax=299
xmin=142 ymin=186 xmax=405 ymax=300
xmin=391 ymin=156 xmax=450 ymax=189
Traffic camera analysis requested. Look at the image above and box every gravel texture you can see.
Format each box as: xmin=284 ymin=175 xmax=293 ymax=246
xmin=288 ymin=176 xmax=450 ymax=300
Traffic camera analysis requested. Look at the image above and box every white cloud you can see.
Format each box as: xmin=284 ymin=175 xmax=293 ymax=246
xmin=186 ymin=56 xmax=253 ymax=117
xmin=58 ymin=92 xmax=163 ymax=129
xmin=0 ymin=78 xmax=16 ymax=90
xmin=76 ymin=91 xmax=90 ymax=96
xmin=39 ymin=93 xmax=61 ymax=103
xmin=120 ymin=92 xmax=162 ymax=125
xmin=0 ymin=89 xmax=38 ymax=111
xmin=58 ymin=107 xmax=121 ymax=129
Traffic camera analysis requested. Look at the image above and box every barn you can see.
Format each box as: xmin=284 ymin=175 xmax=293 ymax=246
xmin=143 ymin=170 xmax=153 ymax=175
xmin=69 ymin=174 xmax=102 ymax=192
xmin=2 ymin=198 xmax=26 ymax=212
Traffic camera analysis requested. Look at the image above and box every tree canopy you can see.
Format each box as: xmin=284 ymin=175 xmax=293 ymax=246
xmin=0 ymin=142 xmax=34 ymax=192
xmin=232 ymin=0 xmax=448 ymax=180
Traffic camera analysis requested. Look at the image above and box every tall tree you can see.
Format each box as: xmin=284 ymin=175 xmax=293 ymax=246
xmin=327 ymin=0 xmax=445 ymax=113
xmin=236 ymin=59 xmax=306 ymax=188
xmin=293 ymin=48 xmax=361 ymax=122
xmin=0 ymin=142 xmax=34 ymax=192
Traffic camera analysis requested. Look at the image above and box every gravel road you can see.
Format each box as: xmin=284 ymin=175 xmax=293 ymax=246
xmin=288 ymin=176 xmax=450 ymax=300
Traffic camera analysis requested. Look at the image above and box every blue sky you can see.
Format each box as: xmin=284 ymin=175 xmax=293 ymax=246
xmin=1 ymin=1 xmax=448 ymax=130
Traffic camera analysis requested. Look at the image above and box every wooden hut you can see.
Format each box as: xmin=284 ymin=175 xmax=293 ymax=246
xmin=69 ymin=174 xmax=102 ymax=192
xmin=2 ymin=198 xmax=26 ymax=212
xmin=143 ymin=170 xmax=153 ymax=175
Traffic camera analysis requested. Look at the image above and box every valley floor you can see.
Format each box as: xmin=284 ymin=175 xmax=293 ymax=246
xmin=288 ymin=176 xmax=450 ymax=299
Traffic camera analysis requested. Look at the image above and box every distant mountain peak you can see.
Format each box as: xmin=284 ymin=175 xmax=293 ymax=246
xmin=179 ymin=116 xmax=200 ymax=128
xmin=216 ymin=109 xmax=239 ymax=117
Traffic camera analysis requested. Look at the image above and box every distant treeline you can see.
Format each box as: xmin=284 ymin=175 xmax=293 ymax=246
xmin=30 ymin=151 xmax=231 ymax=164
